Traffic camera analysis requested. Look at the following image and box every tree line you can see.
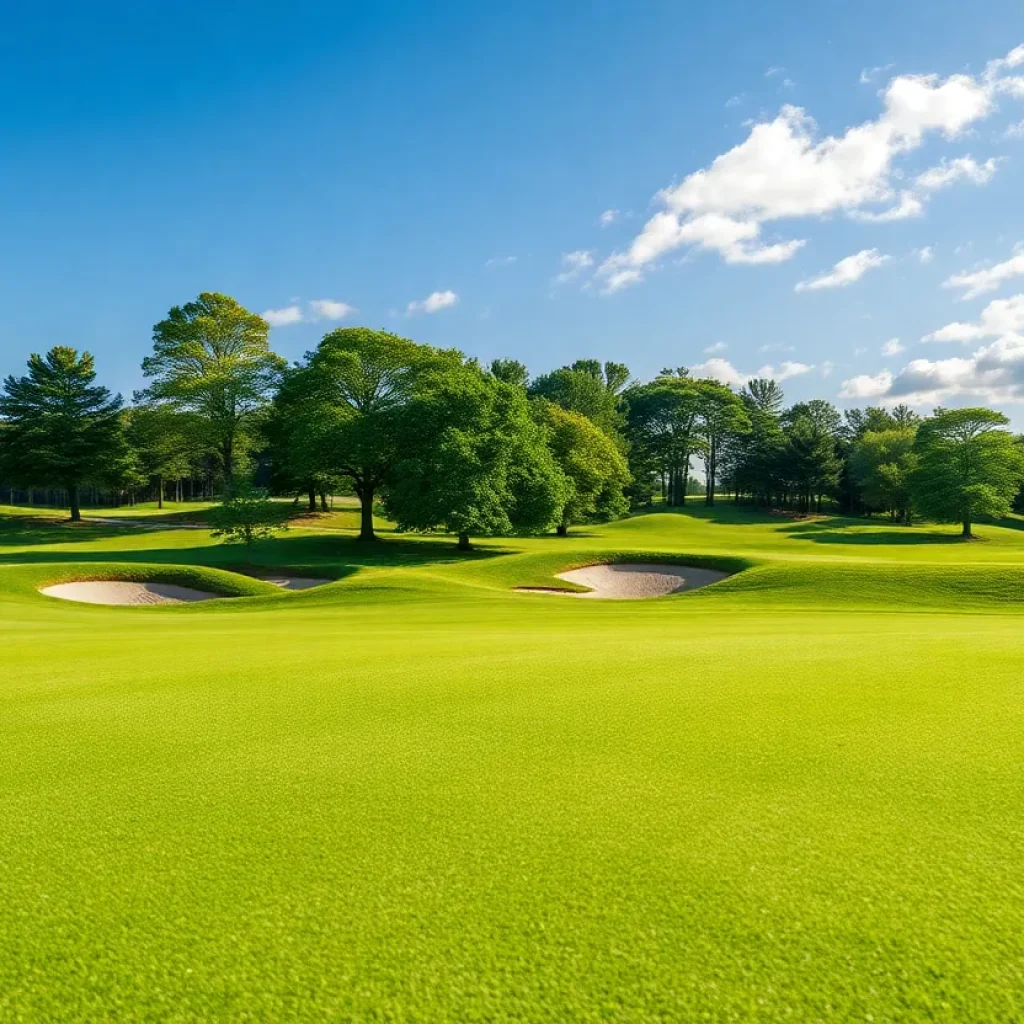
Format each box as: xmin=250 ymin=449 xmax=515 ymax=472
xmin=2 ymin=290 xmax=1023 ymax=543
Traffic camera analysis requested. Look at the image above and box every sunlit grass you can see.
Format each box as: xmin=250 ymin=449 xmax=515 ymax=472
xmin=1 ymin=504 xmax=1023 ymax=1020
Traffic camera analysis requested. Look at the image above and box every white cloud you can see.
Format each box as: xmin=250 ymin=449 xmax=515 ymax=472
xmin=765 ymin=66 xmax=785 ymax=78
xmin=1005 ymin=119 xmax=1024 ymax=139
xmin=914 ymin=156 xmax=999 ymax=191
xmin=262 ymin=305 xmax=304 ymax=327
xmin=309 ymin=299 xmax=355 ymax=321
xmin=882 ymin=337 xmax=905 ymax=356
xmin=923 ymin=294 xmax=1024 ymax=343
xmin=795 ymin=248 xmax=890 ymax=292
xmin=596 ymin=45 xmax=1022 ymax=291
xmin=847 ymin=292 xmax=1024 ymax=404
xmin=405 ymin=290 xmax=459 ymax=315
xmin=598 ymin=209 xmax=620 ymax=227
xmin=849 ymin=191 xmax=924 ymax=223
xmin=839 ymin=371 xmax=894 ymax=399
xmin=943 ymin=247 xmax=1024 ymax=300
xmin=485 ymin=255 xmax=517 ymax=268
xmin=554 ymin=249 xmax=595 ymax=286
xmin=820 ymin=360 xmax=835 ymax=378
xmin=725 ymin=94 xmax=744 ymax=109
xmin=860 ymin=63 xmax=895 ymax=85
xmin=691 ymin=357 xmax=812 ymax=387
xmin=914 ymin=245 xmax=935 ymax=264
xmin=704 ymin=341 xmax=728 ymax=354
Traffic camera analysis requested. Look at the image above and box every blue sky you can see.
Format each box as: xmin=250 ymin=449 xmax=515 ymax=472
xmin=2 ymin=1 xmax=1024 ymax=415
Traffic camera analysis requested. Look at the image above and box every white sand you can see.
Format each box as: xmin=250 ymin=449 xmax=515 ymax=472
xmin=258 ymin=576 xmax=332 ymax=591
xmin=518 ymin=562 xmax=728 ymax=599
xmin=40 ymin=581 xmax=220 ymax=605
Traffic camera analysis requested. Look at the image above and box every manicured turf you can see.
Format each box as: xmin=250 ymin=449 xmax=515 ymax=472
xmin=1 ymin=504 xmax=1023 ymax=1021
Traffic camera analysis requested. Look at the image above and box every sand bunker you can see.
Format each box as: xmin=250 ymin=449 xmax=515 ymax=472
xmin=40 ymin=581 xmax=220 ymax=605
xmin=519 ymin=562 xmax=728 ymax=599
xmin=259 ymin=576 xmax=331 ymax=591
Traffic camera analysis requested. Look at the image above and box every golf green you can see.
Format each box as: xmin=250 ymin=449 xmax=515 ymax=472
xmin=1 ymin=503 xmax=1022 ymax=1021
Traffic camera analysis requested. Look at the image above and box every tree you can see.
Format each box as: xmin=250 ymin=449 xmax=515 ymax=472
xmin=488 ymin=359 xmax=529 ymax=389
xmin=141 ymin=293 xmax=284 ymax=490
xmin=911 ymin=407 xmax=1024 ymax=538
xmin=125 ymin=401 xmax=194 ymax=508
xmin=529 ymin=362 xmax=629 ymax=439
xmin=625 ymin=375 xmax=702 ymax=506
xmin=850 ymin=428 xmax=918 ymax=522
xmin=208 ymin=483 xmax=287 ymax=558
xmin=781 ymin=405 xmax=842 ymax=513
xmin=532 ymin=400 xmax=630 ymax=534
xmin=384 ymin=358 xmax=564 ymax=550
xmin=289 ymin=328 xmax=439 ymax=541
xmin=0 ymin=347 xmax=122 ymax=520
xmin=694 ymin=380 xmax=749 ymax=505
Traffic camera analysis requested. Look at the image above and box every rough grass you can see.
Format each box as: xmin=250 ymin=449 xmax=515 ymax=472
xmin=1 ymin=503 xmax=1024 ymax=1020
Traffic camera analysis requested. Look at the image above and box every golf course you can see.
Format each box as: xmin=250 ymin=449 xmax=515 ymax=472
xmin=2 ymin=501 xmax=1023 ymax=1021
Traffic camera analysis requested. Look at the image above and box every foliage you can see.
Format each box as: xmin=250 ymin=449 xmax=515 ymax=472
xmin=911 ymin=407 xmax=1024 ymax=537
xmin=528 ymin=361 xmax=629 ymax=439
xmin=850 ymin=427 xmax=918 ymax=522
xmin=0 ymin=347 xmax=123 ymax=519
xmin=208 ymin=482 xmax=287 ymax=554
xmin=531 ymin=400 xmax=630 ymax=533
xmin=141 ymin=292 xmax=285 ymax=487
xmin=288 ymin=328 xmax=442 ymax=540
xmin=384 ymin=358 xmax=564 ymax=548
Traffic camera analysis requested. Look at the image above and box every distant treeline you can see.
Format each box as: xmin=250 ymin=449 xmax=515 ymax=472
xmin=2 ymin=291 xmax=1023 ymax=544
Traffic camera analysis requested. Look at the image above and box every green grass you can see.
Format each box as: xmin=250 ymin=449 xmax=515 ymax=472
xmin=2 ymin=503 xmax=1024 ymax=1020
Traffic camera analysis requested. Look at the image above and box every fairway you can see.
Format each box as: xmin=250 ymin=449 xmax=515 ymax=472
xmin=1 ymin=505 xmax=1023 ymax=1021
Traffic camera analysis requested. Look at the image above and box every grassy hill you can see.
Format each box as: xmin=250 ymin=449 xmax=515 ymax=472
xmin=1 ymin=504 xmax=1022 ymax=1021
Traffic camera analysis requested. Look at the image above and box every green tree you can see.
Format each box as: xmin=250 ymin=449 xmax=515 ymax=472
xmin=208 ymin=483 xmax=287 ymax=558
xmin=141 ymin=293 xmax=284 ymax=490
xmin=694 ymin=380 xmax=749 ymax=505
xmin=125 ymin=401 xmax=194 ymax=508
xmin=385 ymin=359 xmax=564 ymax=550
xmin=529 ymin=362 xmax=629 ymax=439
xmin=624 ymin=375 xmax=702 ymax=506
xmin=850 ymin=428 xmax=918 ymax=522
xmin=488 ymin=359 xmax=529 ymax=388
xmin=290 ymin=328 xmax=438 ymax=541
xmin=911 ymin=407 xmax=1024 ymax=538
xmin=532 ymin=400 xmax=630 ymax=535
xmin=0 ymin=347 xmax=122 ymax=520
xmin=782 ymin=406 xmax=842 ymax=513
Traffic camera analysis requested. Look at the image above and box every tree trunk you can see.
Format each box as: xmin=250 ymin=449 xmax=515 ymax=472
xmin=962 ymin=519 xmax=972 ymax=538
xmin=457 ymin=532 xmax=472 ymax=551
xmin=307 ymin=487 xmax=317 ymax=513
xmin=222 ymin=438 xmax=234 ymax=495
xmin=556 ymin=522 xmax=568 ymax=537
xmin=69 ymin=485 xmax=81 ymax=522
xmin=319 ymin=490 xmax=329 ymax=512
xmin=157 ymin=475 xmax=164 ymax=510
xmin=358 ymin=486 xmax=376 ymax=542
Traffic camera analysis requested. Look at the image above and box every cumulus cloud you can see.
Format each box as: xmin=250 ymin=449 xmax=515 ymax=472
xmin=309 ymin=299 xmax=355 ymax=321
xmin=839 ymin=371 xmax=894 ymax=399
xmin=943 ymin=246 xmax=1024 ymax=300
xmin=915 ymin=245 xmax=935 ymax=264
xmin=405 ymin=290 xmax=459 ymax=315
xmin=553 ymin=249 xmax=595 ymax=286
xmin=914 ymin=156 xmax=999 ymax=191
xmin=691 ymin=357 xmax=813 ymax=387
xmin=1005 ymin=119 xmax=1024 ymax=139
xmin=923 ymin=294 xmax=1024 ymax=343
xmin=795 ymin=248 xmax=890 ymax=292
xmin=262 ymin=305 xmax=304 ymax=327
xmin=844 ymin=290 xmax=1024 ymax=404
xmin=595 ymin=45 xmax=1022 ymax=292
xmin=860 ymin=63 xmax=895 ymax=85
xmin=598 ymin=210 xmax=620 ymax=227
xmin=882 ymin=338 xmax=905 ymax=355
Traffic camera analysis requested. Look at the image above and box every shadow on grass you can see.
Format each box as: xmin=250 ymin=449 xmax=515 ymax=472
xmin=0 ymin=528 xmax=510 ymax=571
xmin=779 ymin=521 xmax=964 ymax=546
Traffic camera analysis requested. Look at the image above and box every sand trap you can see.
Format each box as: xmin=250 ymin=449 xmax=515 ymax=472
xmin=519 ymin=562 xmax=728 ymax=599
xmin=258 ymin=576 xmax=331 ymax=591
xmin=40 ymin=581 xmax=220 ymax=605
